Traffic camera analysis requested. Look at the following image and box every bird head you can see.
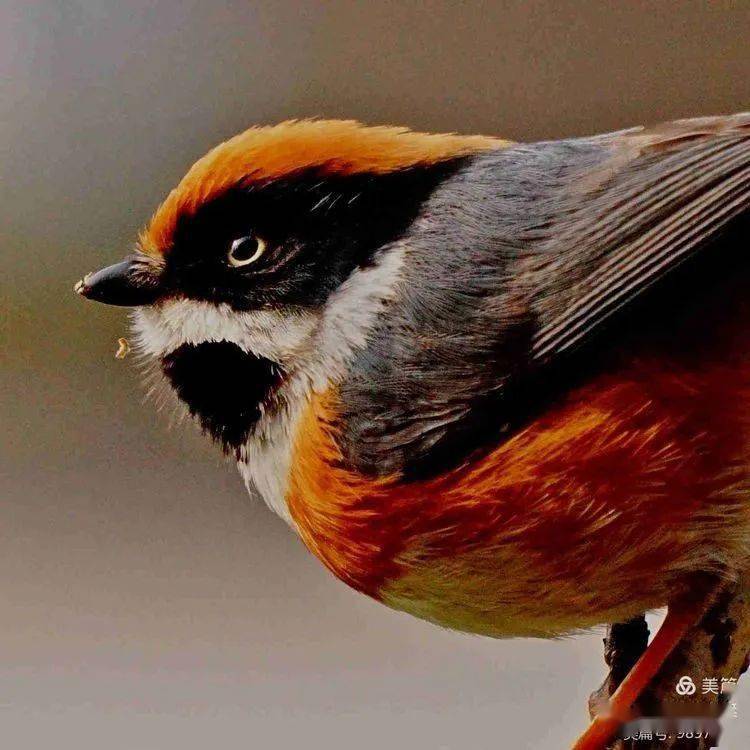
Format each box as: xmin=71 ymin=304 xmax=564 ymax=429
xmin=75 ymin=119 xmax=502 ymax=455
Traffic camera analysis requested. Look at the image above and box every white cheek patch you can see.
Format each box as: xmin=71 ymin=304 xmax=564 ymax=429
xmin=130 ymin=236 xmax=406 ymax=381
xmin=128 ymin=240 xmax=408 ymax=525
xmin=131 ymin=299 xmax=319 ymax=365
xmin=296 ymin=238 xmax=408 ymax=391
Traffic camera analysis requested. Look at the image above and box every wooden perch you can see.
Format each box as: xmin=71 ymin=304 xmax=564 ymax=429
xmin=588 ymin=578 xmax=750 ymax=749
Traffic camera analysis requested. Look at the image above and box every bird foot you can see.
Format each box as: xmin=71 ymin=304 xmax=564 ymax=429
xmin=572 ymin=593 xmax=716 ymax=750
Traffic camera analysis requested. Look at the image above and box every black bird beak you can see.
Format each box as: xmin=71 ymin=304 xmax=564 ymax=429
xmin=74 ymin=257 xmax=161 ymax=307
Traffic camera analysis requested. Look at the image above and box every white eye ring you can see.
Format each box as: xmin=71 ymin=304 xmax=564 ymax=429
xmin=228 ymin=235 xmax=267 ymax=267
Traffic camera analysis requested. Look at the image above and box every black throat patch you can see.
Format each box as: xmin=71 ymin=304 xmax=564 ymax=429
xmin=161 ymin=341 xmax=284 ymax=456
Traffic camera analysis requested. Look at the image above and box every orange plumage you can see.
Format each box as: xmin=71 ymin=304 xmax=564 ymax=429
xmin=140 ymin=119 xmax=504 ymax=256
xmin=289 ymin=342 xmax=750 ymax=637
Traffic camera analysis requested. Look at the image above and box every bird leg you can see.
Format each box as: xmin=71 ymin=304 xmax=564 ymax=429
xmin=572 ymin=589 xmax=718 ymax=750
xmin=588 ymin=615 xmax=651 ymax=723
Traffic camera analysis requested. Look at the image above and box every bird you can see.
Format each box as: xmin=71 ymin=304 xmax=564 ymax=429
xmin=75 ymin=115 xmax=750 ymax=748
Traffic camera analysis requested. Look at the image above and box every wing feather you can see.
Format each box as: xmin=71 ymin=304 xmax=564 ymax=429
xmin=531 ymin=114 xmax=750 ymax=362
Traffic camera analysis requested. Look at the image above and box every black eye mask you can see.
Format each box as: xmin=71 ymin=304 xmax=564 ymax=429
xmin=160 ymin=159 xmax=469 ymax=311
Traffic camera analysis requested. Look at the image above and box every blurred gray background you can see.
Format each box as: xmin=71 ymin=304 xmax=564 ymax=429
xmin=2 ymin=2 xmax=749 ymax=748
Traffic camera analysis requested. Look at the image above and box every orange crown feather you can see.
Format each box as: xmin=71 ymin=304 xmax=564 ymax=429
xmin=139 ymin=119 xmax=507 ymax=256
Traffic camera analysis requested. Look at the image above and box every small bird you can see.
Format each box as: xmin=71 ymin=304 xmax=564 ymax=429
xmin=76 ymin=115 xmax=750 ymax=748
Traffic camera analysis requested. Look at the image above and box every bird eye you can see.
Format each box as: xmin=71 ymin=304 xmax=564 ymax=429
xmin=228 ymin=234 xmax=266 ymax=267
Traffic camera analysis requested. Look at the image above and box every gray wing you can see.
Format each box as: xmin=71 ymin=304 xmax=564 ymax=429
xmin=530 ymin=112 xmax=750 ymax=362
xmin=339 ymin=113 xmax=750 ymax=478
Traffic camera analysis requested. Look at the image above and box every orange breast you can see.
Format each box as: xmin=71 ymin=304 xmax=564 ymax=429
xmin=286 ymin=355 xmax=750 ymax=637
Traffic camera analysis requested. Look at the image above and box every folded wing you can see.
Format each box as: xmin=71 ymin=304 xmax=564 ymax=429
xmin=532 ymin=113 xmax=750 ymax=363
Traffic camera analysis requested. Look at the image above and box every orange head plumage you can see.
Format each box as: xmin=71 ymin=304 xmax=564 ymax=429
xmin=139 ymin=119 xmax=506 ymax=256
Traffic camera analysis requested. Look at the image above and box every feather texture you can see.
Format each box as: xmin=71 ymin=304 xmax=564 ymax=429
xmin=533 ymin=113 xmax=750 ymax=361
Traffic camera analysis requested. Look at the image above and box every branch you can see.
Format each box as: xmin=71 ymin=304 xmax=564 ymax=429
xmin=588 ymin=578 xmax=750 ymax=749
